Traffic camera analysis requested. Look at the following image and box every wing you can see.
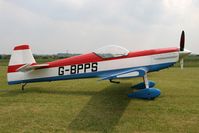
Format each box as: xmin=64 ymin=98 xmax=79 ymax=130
xmin=100 ymin=67 xmax=147 ymax=80
xmin=16 ymin=63 xmax=49 ymax=72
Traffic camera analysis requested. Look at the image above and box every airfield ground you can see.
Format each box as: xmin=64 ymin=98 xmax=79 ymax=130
xmin=0 ymin=59 xmax=199 ymax=133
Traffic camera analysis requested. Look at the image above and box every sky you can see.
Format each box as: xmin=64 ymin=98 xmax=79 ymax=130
xmin=0 ymin=0 xmax=199 ymax=54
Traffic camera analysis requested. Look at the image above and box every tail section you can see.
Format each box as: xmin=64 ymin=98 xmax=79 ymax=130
xmin=7 ymin=44 xmax=36 ymax=84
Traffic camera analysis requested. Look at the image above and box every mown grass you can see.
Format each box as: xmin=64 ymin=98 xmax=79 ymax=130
xmin=0 ymin=63 xmax=199 ymax=132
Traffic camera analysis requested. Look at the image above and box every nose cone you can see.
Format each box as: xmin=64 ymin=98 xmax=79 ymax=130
xmin=179 ymin=49 xmax=192 ymax=58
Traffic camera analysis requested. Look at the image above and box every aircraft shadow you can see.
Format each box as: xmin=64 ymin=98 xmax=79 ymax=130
xmin=68 ymin=83 xmax=131 ymax=132
xmin=0 ymin=83 xmax=132 ymax=132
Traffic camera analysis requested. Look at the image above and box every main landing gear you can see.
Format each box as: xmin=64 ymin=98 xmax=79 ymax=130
xmin=128 ymin=74 xmax=161 ymax=100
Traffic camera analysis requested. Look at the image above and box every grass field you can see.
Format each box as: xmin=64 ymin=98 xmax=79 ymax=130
xmin=0 ymin=62 xmax=199 ymax=132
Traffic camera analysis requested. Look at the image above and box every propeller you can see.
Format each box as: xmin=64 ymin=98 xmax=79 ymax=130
xmin=180 ymin=30 xmax=185 ymax=51
xmin=179 ymin=30 xmax=191 ymax=69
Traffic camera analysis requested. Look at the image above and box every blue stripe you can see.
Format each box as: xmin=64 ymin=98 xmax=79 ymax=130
xmin=8 ymin=62 xmax=175 ymax=85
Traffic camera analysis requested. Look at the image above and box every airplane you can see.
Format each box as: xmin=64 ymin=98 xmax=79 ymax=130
xmin=7 ymin=31 xmax=191 ymax=100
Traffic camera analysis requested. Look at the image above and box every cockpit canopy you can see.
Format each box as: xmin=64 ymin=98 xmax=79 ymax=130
xmin=93 ymin=45 xmax=129 ymax=58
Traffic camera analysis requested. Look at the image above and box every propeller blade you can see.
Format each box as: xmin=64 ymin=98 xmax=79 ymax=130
xmin=180 ymin=30 xmax=185 ymax=51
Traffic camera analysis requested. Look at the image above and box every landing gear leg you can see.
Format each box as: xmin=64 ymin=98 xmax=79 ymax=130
xmin=143 ymin=74 xmax=149 ymax=88
xmin=22 ymin=83 xmax=27 ymax=91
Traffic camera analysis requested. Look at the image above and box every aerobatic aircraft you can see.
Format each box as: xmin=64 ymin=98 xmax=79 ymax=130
xmin=7 ymin=31 xmax=191 ymax=99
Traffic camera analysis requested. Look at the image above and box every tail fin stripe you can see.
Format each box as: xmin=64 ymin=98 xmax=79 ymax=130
xmin=14 ymin=45 xmax=30 ymax=50
xmin=7 ymin=64 xmax=25 ymax=73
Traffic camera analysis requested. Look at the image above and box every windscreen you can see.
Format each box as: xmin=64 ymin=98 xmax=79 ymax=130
xmin=93 ymin=45 xmax=129 ymax=58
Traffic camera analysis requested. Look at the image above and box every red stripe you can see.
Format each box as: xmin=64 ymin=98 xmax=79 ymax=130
xmin=128 ymin=47 xmax=179 ymax=58
xmin=47 ymin=47 xmax=179 ymax=68
xmin=7 ymin=64 xmax=25 ymax=73
xmin=47 ymin=53 xmax=102 ymax=67
xmin=14 ymin=44 xmax=30 ymax=50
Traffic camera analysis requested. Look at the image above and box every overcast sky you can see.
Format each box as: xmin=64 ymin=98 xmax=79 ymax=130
xmin=0 ymin=0 xmax=199 ymax=54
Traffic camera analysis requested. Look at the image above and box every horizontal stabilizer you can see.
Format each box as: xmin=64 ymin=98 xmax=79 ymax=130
xmin=16 ymin=63 xmax=49 ymax=72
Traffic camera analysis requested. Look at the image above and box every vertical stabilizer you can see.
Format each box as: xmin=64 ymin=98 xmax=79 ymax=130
xmin=7 ymin=44 xmax=36 ymax=84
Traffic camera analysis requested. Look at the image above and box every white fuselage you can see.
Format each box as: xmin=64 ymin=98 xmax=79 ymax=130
xmin=8 ymin=51 xmax=179 ymax=84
